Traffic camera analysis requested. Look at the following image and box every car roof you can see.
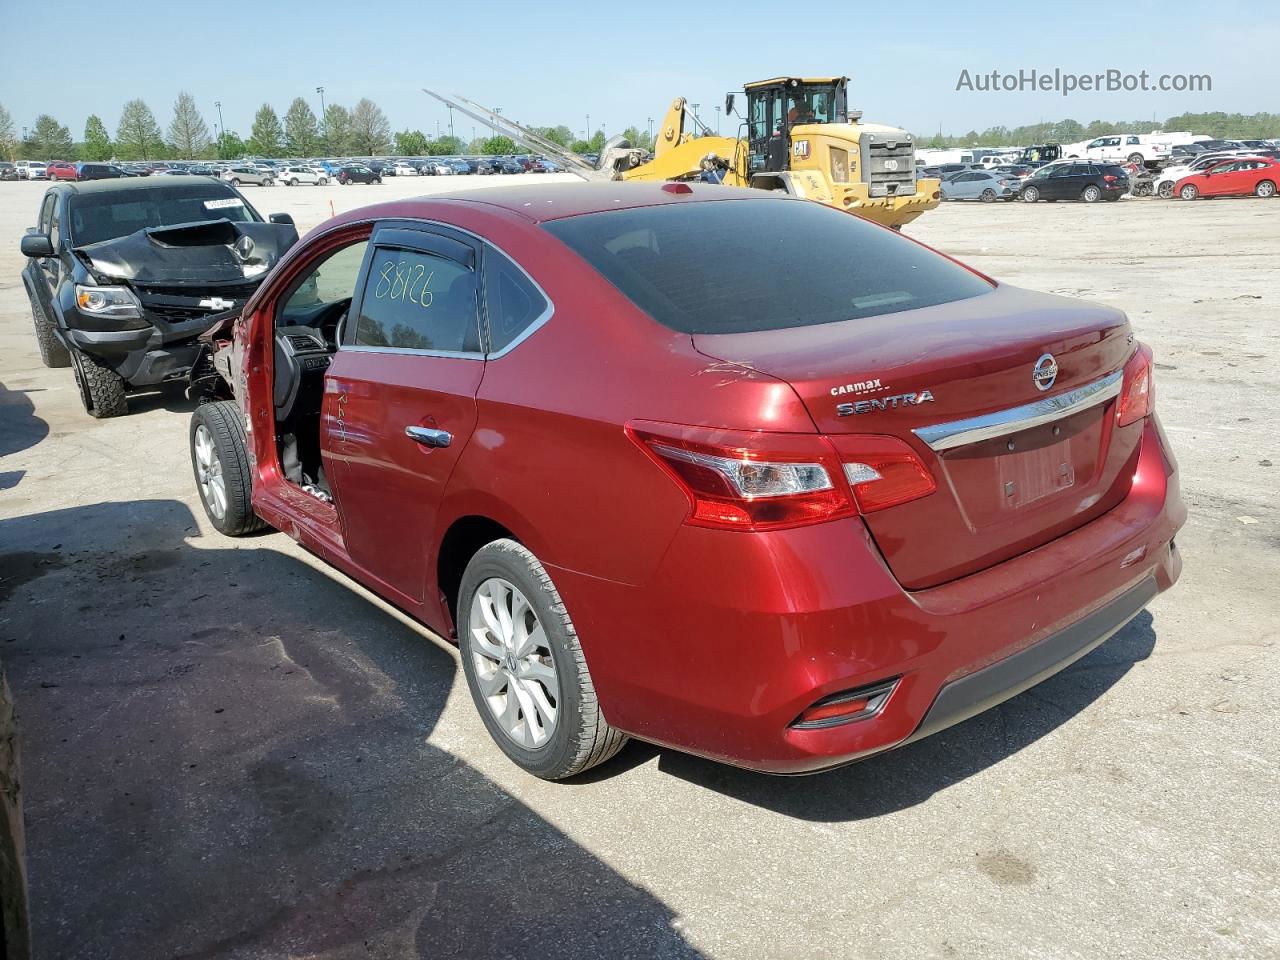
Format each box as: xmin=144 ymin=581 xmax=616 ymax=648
xmin=409 ymin=181 xmax=782 ymax=223
xmin=56 ymin=175 xmax=231 ymax=196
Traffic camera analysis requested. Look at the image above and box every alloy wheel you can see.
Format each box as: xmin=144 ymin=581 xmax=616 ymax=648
xmin=193 ymin=424 xmax=227 ymax=520
xmin=468 ymin=577 xmax=560 ymax=749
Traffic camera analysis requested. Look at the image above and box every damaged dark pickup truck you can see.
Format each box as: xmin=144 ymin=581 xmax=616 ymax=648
xmin=20 ymin=176 xmax=297 ymax=418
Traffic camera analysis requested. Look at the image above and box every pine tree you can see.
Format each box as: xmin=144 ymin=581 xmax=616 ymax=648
xmin=283 ymin=98 xmax=320 ymax=157
xmin=82 ymin=115 xmax=113 ymax=160
xmin=167 ymin=92 xmax=211 ymax=158
xmin=247 ymin=104 xmax=284 ymax=156
xmin=117 ymin=99 xmax=163 ymax=160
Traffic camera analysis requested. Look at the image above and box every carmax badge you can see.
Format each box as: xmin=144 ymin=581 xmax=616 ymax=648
xmin=837 ymin=391 xmax=935 ymax=416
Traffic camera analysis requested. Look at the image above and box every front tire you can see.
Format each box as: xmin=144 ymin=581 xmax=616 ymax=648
xmin=189 ymin=401 xmax=266 ymax=536
xmin=1127 ymin=153 xmax=1144 ymax=164
xmin=71 ymin=350 xmax=127 ymax=418
xmin=458 ymin=539 xmax=627 ymax=780
xmin=1158 ymin=180 xmax=1175 ymax=199
xmin=30 ymin=294 xmax=70 ymax=368
xmin=1022 ymin=186 xmax=1039 ymax=203
xmin=1180 ymin=183 xmax=1200 ymax=200
xmin=1256 ymin=180 xmax=1276 ymax=198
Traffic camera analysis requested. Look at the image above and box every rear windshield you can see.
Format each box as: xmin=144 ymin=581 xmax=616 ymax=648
xmin=68 ymin=184 xmax=260 ymax=246
xmin=542 ymin=198 xmax=993 ymax=334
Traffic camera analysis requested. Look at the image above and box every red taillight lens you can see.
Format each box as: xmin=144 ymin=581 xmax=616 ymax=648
xmin=1117 ymin=343 xmax=1155 ymax=426
xmin=629 ymin=423 xmax=855 ymax=531
xmin=1104 ymin=174 xmax=1118 ymax=182
xmin=630 ymin=424 xmax=937 ymax=530
xmin=834 ymin=435 xmax=937 ymax=513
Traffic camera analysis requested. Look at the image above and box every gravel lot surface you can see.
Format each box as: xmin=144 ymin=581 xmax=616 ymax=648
xmin=1 ymin=175 xmax=1276 ymax=959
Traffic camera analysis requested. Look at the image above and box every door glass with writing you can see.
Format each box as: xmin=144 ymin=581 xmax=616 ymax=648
xmin=355 ymin=248 xmax=480 ymax=353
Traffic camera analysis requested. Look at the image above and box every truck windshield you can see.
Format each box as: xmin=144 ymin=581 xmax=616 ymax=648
xmin=544 ymin=197 xmax=993 ymax=335
xmin=68 ymin=185 xmax=260 ymax=247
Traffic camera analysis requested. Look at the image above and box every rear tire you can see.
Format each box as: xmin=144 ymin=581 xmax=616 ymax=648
xmin=230 ymin=178 xmax=241 ymax=186
xmin=980 ymin=188 xmax=997 ymax=202
xmin=29 ymin=294 xmax=70 ymax=368
xmin=1180 ymin=183 xmax=1199 ymax=200
xmin=189 ymin=401 xmax=267 ymax=536
xmin=71 ymin=350 xmax=128 ymax=418
xmin=288 ymin=178 xmax=298 ymax=186
xmin=1082 ymin=184 xmax=1102 ymax=202
xmin=458 ymin=539 xmax=627 ymax=780
xmin=1256 ymin=180 xmax=1276 ymax=198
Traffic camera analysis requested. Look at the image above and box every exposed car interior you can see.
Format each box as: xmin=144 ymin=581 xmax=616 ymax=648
xmin=272 ymin=241 xmax=367 ymax=499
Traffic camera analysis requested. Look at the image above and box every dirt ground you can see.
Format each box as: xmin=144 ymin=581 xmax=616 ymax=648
xmin=0 ymin=176 xmax=1277 ymax=960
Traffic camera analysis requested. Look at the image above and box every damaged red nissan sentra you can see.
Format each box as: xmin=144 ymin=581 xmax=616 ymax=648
xmin=188 ymin=182 xmax=1184 ymax=779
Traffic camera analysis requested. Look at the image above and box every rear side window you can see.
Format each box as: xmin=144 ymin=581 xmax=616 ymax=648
xmin=355 ymin=247 xmax=480 ymax=353
xmin=542 ymin=199 xmax=992 ymax=335
xmin=483 ymin=249 xmax=548 ymax=353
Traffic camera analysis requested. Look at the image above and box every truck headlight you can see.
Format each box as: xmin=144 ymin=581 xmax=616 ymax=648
xmin=75 ymin=284 xmax=142 ymax=319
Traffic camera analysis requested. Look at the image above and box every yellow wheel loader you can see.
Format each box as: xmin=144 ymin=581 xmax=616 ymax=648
xmin=425 ymin=78 xmax=941 ymax=229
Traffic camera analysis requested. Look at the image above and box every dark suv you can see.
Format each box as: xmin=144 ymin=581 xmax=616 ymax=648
xmin=336 ymin=164 xmax=382 ymax=184
xmin=20 ymin=176 xmax=297 ymax=418
xmin=1019 ymin=162 xmax=1129 ymax=203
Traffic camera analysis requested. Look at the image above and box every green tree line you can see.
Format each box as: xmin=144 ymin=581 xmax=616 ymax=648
xmin=2 ymin=96 xmax=661 ymax=163
xmin=921 ymin=112 xmax=1280 ymax=148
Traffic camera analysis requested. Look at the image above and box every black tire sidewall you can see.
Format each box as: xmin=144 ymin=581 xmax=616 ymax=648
xmin=189 ymin=401 xmax=262 ymax=535
xmin=457 ymin=543 xmax=586 ymax=779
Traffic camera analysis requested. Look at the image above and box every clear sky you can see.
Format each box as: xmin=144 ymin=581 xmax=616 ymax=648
xmin=2 ymin=0 xmax=1277 ymax=142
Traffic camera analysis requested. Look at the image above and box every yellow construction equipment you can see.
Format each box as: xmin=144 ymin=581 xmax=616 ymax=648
xmin=426 ymin=78 xmax=941 ymax=229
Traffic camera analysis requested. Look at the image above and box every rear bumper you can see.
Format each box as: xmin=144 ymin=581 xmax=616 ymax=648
xmin=551 ymin=415 xmax=1184 ymax=774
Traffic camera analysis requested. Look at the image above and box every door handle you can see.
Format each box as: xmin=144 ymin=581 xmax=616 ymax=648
xmin=405 ymin=425 xmax=452 ymax=448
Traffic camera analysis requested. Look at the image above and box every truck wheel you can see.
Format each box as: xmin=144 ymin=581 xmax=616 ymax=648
xmin=189 ymin=401 xmax=267 ymax=536
xmin=29 ymin=294 xmax=70 ymax=368
xmin=1127 ymin=153 xmax=1144 ymax=164
xmin=458 ymin=539 xmax=628 ymax=780
xmin=1256 ymin=180 xmax=1276 ymax=198
xmin=1082 ymin=185 xmax=1102 ymax=202
xmin=1022 ymin=186 xmax=1039 ymax=203
xmin=71 ymin=350 xmax=128 ymax=418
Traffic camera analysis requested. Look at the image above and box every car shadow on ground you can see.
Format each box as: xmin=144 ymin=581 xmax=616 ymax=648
xmin=1 ymin=500 xmax=704 ymax=960
xmin=0 ymin=381 xmax=49 ymax=460
xmin=650 ymin=613 xmax=1157 ymax=821
xmin=124 ymin=382 xmax=200 ymax=417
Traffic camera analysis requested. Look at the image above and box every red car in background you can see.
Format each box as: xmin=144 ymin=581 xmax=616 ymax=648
xmin=46 ymin=161 xmax=78 ymax=181
xmin=1176 ymin=156 xmax=1280 ymax=199
xmin=188 ymin=183 xmax=1184 ymax=779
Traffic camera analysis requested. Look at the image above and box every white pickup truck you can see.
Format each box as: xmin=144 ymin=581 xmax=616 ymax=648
xmin=1064 ymin=135 xmax=1173 ymax=166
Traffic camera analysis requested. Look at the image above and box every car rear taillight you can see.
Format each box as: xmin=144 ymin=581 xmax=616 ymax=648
xmin=629 ymin=424 xmax=854 ymax=530
xmin=1103 ymin=174 xmax=1118 ymax=182
xmin=630 ymin=424 xmax=936 ymax=530
xmin=1116 ymin=343 xmax=1155 ymax=426
xmin=836 ymin=435 xmax=937 ymax=513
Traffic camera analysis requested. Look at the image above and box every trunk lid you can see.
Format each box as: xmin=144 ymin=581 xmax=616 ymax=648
xmin=693 ymin=285 xmax=1142 ymax=589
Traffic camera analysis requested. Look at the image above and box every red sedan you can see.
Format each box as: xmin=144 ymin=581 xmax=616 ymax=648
xmin=1175 ymin=156 xmax=1280 ymax=199
xmin=189 ymin=183 xmax=1184 ymax=779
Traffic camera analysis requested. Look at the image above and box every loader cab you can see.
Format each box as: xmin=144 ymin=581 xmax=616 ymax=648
xmin=744 ymin=77 xmax=849 ymax=174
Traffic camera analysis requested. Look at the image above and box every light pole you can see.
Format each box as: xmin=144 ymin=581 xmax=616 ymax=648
xmin=586 ymin=114 xmax=591 ymax=142
xmin=214 ymin=101 xmax=225 ymax=157
xmin=647 ymin=117 xmax=653 ymax=145
xmin=314 ymin=87 xmax=326 ymax=150
xmin=492 ymin=107 xmax=502 ymax=138
xmin=714 ymin=105 xmax=720 ymax=135
xmin=447 ymin=105 xmax=455 ymax=141
xmin=693 ymin=103 xmax=701 ymax=132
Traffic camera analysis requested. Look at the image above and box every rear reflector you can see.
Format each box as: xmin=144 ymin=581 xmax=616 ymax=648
xmin=1117 ymin=342 xmax=1155 ymax=426
xmin=792 ymin=679 xmax=899 ymax=729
